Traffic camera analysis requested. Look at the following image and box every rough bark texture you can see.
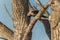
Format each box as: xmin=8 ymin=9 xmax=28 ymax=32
xmin=51 ymin=0 xmax=60 ymax=40
xmin=12 ymin=0 xmax=52 ymax=40
xmin=0 ymin=0 xmax=52 ymax=40
xmin=0 ymin=0 xmax=59 ymax=40
xmin=0 ymin=22 xmax=13 ymax=40
xmin=12 ymin=0 xmax=32 ymax=40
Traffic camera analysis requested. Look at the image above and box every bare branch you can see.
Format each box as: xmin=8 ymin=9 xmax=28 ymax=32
xmin=0 ymin=22 xmax=13 ymax=40
xmin=41 ymin=17 xmax=48 ymax=20
xmin=27 ymin=0 xmax=51 ymax=17
xmin=27 ymin=10 xmax=51 ymax=20
xmin=27 ymin=1 xmax=38 ymax=16
xmin=22 ymin=1 xmax=52 ymax=40
xmin=35 ymin=0 xmax=50 ymax=17
xmin=27 ymin=10 xmax=35 ymax=16
xmin=27 ymin=0 xmax=52 ymax=31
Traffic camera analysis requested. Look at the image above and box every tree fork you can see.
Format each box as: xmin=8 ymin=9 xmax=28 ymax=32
xmin=12 ymin=0 xmax=32 ymax=40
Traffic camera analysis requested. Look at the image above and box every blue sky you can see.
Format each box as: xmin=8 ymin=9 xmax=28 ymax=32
xmin=0 ymin=0 xmax=51 ymax=40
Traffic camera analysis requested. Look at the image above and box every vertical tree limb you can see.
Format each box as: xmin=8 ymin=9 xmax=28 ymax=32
xmin=51 ymin=0 xmax=60 ymax=40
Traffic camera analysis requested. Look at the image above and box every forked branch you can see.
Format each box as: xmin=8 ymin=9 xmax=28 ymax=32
xmin=26 ymin=0 xmax=52 ymax=33
xmin=27 ymin=0 xmax=51 ymax=18
xmin=22 ymin=0 xmax=52 ymax=40
xmin=35 ymin=0 xmax=50 ymax=17
xmin=27 ymin=1 xmax=38 ymax=16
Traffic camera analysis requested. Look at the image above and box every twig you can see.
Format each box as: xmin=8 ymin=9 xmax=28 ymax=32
xmin=35 ymin=0 xmax=50 ymax=17
xmin=27 ymin=1 xmax=38 ymax=16
xmin=22 ymin=0 xmax=52 ymax=40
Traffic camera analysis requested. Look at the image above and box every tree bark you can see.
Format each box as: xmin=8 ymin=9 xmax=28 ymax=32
xmin=0 ymin=22 xmax=13 ymax=40
xmin=0 ymin=0 xmax=52 ymax=40
xmin=51 ymin=0 xmax=60 ymax=40
xmin=12 ymin=0 xmax=32 ymax=40
xmin=12 ymin=0 xmax=52 ymax=40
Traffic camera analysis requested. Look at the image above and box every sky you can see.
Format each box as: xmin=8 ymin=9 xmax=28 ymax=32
xmin=0 ymin=0 xmax=51 ymax=40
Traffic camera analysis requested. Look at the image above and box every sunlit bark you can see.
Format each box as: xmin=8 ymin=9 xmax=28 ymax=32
xmin=12 ymin=0 xmax=32 ymax=40
xmin=51 ymin=0 xmax=60 ymax=40
xmin=0 ymin=0 xmax=53 ymax=40
xmin=12 ymin=0 xmax=52 ymax=40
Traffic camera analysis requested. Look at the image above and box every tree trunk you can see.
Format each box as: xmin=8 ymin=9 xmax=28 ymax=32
xmin=12 ymin=0 xmax=32 ymax=40
xmin=51 ymin=0 xmax=60 ymax=40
